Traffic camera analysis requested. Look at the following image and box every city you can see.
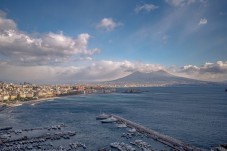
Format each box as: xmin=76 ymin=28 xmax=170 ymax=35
xmin=0 ymin=81 xmax=115 ymax=107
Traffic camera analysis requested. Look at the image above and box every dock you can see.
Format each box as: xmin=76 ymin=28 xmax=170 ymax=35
xmin=110 ymin=114 xmax=205 ymax=151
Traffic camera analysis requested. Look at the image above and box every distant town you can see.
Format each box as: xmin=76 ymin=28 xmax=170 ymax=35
xmin=0 ymin=81 xmax=115 ymax=106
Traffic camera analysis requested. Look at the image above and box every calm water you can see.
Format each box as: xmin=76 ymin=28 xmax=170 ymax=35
xmin=0 ymin=86 xmax=227 ymax=150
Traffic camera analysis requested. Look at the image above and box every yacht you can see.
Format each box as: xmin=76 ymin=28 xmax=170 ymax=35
xmin=96 ymin=113 xmax=110 ymax=120
xmin=101 ymin=116 xmax=117 ymax=123
xmin=116 ymin=123 xmax=127 ymax=128
xmin=128 ymin=128 xmax=136 ymax=133
xmin=110 ymin=142 xmax=120 ymax=148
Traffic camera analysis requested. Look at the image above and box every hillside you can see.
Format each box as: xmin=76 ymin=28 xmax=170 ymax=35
xmin=105 ymin=70 xmax=207 ymax=86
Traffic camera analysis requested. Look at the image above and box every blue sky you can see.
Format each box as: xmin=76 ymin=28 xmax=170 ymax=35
xmin=0 ymin=0 xmax=227 ymax=83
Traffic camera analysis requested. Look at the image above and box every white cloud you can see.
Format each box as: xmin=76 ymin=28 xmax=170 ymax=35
xmin=201 ymin=61 xmax=227 ymax=73
xmin=170 ymin=61 xmax=227 ymax=81
xmin=183 ymin=64 xmax=200 ymax=71
xmin=0 ymin=12 xmax=17 ymax=30
xmin=198 ymin=18 xmax=208 ymax=25
xmin=97 ymin=18 xmax=122 ymax=31
xmin=0 ymin=12 xmax=99 ymax=66
xmin=166 ymin=0 xmax=207 ymax=7
xmin=166 ymin=0 xmax=194 ymax=7
xmin=135 ymin=4 xmax=158 ymax=13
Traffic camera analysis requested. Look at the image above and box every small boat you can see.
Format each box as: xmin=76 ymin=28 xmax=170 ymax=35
xmin=116 ymin=123 xmax=127 ymax=128
xmin=128 ymin=128 xmax=136 ymax=133
xmin=96 ymin=113 xmax=110 ymax=120
xmin=111 ymin=142 xmax=135 ymax=151
xmin=98 ymin=148 xmax=111 ymax=151
xmin=123 ymin=89 xmax=142 ymax=94
xmin=110 ymin=142 xmax=121 ymax=148
xmin=101 ymin=116 xmax=117 ymax=123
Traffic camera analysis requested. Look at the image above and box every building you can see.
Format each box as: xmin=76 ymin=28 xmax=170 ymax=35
xmin=19 ymin=93 xmax=26 ymax=98
xmin=26 ymin=92 xmax=34 ymax=98
xmin=3 ymin=95 xmax=10 ymax=101
xmin=10 ymin=94 xmax=17 ymax=100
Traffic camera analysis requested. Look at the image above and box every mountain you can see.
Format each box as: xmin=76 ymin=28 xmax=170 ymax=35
xmin=105 ymin=70 xmax=207 ymax=86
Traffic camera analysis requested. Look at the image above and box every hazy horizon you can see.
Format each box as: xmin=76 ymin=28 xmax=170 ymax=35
xmin=0 ymin=0 xmax=226 ymax=83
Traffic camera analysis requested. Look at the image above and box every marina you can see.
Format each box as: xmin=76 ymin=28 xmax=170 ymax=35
xmin=98 ymin=114 xmax=205 ymax=151
xmin=0 ymin=125 xmax=78 ymax=151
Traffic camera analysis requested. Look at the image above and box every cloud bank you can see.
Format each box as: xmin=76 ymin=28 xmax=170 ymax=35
xmin=165 ymin=0 xmax=206 ymax=7
xmin=1 ymin=59 xmax=226 ymax=83
xmin=171 ymin=61 xmax=227 ymax=82
xmin=0 ymin=14 xmax=99 ymax=65
xmin=0 ymin=60 xmax=165 ymax=83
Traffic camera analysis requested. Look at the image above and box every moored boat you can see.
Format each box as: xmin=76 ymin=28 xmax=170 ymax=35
xmin=128 ymin=128 xmax=136 ymax=133
xmin=101 ymin=116 xmax=117 ymax=123
xmin=116 ymin=123 xmax=127 ymax=128
xmin=96 ymin=113 xmax=110 ymax=120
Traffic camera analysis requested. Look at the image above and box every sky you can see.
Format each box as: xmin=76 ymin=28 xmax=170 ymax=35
xmin=0 ymin=0 xmax=227 ymax=83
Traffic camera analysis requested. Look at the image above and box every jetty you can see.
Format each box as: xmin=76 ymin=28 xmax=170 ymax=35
xmin=109 ymin=114 xmax=205 ymax=151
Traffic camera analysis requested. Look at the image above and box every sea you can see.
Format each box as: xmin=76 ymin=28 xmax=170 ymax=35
xmin=0 ymin=85 xmax=227 ymax=150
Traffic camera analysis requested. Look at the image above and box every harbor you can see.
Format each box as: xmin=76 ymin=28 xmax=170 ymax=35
xmin=0 ymin=124 xmax=79 ymax=151
xmin=97 ymin=113 xmax=206 ymax=151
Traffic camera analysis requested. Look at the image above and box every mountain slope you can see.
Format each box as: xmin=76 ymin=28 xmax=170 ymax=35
xmin=106 ymin=70 xmax=206 ymax=86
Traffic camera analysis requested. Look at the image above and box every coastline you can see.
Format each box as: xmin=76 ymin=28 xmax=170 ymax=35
xmin=23 ymin=97 xmax=60 ymax=106
xmin=0 ymin=96 xmax=60 ymax=112
xmin=0 ymin=90 xmax=112 ymax=112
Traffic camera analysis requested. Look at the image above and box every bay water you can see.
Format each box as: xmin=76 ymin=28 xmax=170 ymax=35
xmin=0 ymin=85 xmax=226 ymax=150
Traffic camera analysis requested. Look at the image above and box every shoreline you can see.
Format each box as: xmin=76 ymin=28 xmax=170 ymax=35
xmin=0 ymin=96 xmax=61 ymax=112
xmin=23 ymin=97 xmax=60 ymax=106
xmin=0 ymin=91 xmax=112 ymax=112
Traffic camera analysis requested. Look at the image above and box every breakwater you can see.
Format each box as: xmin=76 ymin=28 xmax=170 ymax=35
xmin=110 ymin=114 xmax=205 ymax=151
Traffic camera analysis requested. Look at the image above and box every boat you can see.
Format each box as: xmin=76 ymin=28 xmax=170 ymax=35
xmin=96 ymin=113 xmax=110 ymax=120
xmin=116 ymin=123 xmax=127 ymax=128
xmin=110 ymin=142 xmax=120 ymax=148
xmin=123 ymin=89 xmax=142 ymax=94
xmin=101 ymin=116 xmax=117 ymax=123
xmin=128 ymin=128 xmax=136 ymax=133
xmin=110 ymin=142 xmax=136 ymax=151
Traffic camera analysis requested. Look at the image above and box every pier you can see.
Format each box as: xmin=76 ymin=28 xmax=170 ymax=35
xmin=110 ymin=114 xmax=205 ymax=151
